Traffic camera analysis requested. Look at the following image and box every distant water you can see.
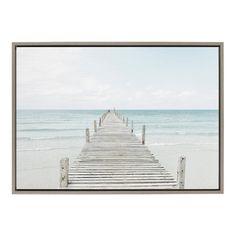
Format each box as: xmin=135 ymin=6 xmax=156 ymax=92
xmin=16 ymin=110 xmax=219 ymax=189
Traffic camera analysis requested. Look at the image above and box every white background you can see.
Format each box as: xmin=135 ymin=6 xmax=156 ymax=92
xmin=0 ymin=0 xmax=234 ymax=235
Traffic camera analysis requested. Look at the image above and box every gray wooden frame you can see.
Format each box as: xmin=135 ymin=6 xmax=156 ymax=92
xmin=12 ymin=42 xmax=224 ymax=194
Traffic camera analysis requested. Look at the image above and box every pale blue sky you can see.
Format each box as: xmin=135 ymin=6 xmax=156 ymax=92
xmin=17 ymin=47 xmax=219 ymax=109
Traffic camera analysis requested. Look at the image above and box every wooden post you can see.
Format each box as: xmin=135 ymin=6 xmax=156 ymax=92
xmin=94 ymin=120 xmax=97 ymax=132
xmin=60 ymin=158 xmax=69 ymax=187
xmin=142 ymin=125 xmax=145 ymax=144
xmin=86 ymin=128 xmax=90 ymax=143
xmin=99 ymin=118 xmax=101 ymax=127
xmin=126 ymin=117 xmax=128 ymax=127
xmin=177 ymin=156 xmax=186 ymax=189
xmin=131 ymin=120 xmax=133 ymax=133
xmin=123 ymin=117 xmax=125 ymax=123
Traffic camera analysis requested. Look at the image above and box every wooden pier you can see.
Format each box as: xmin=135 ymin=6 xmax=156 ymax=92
xmin=60 ymin=110 xmax=186 ymax=190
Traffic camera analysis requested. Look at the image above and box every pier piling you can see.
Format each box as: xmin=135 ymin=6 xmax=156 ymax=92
xmin=86 ymin=128 xmax=90 ymax=143
xmin=94 ymin=120 xmax=97 ymax=132
xmin=60 ymin=158 xmax=69 ymax=187
xmin=177 ymin=156 xmax=186 ymax=189
xmin=142 ymin=125 xmax=145 ymax=145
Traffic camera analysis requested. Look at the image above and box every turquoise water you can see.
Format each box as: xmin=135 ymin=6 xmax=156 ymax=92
xmin=17 ymin=109 xmax=218 ymax=150
xmin=16 ymin=110 xmax=219 ymax=189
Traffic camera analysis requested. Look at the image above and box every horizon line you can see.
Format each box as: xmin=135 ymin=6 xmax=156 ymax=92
xmin=16 ymin=108 xmax=218 ymax=110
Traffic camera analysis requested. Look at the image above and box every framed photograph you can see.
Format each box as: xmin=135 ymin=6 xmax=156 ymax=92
xmin=12 ymin=42 xmax=223 ymax=193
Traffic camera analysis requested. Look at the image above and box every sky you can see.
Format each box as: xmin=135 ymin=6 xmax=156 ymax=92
xmin=16 ymin=46 xmax=219 ymax=109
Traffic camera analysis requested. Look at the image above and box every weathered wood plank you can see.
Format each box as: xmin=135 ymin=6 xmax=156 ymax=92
xmin=69 ymin=174 xmax=174 ymax=177
xmin=68 ymin=170 xmax=170 ymax=174
xmin=68 ymin=183 xmax=177 ymax=188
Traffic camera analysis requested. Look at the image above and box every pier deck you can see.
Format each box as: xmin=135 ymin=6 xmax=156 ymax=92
xmin=65 ymin=111 xmax=178 ymax=190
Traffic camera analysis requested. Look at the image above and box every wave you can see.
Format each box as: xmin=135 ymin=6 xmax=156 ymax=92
xmin=148 ymin=132 xmax=218 ymax=136
xmin=18 ymin=132 xmax=217 ymax=141
xmin=149 ymin=142 xmax=217 ymax=146
xmin=17 ymin=128 xmax=83 ymax=132
xmin=17 ymin=135 xmax=83 ymax=140
xmin=17 ymin=146 xmax=80 ymax=152
xmin=136 ymin=132 xmax=217 ymax=136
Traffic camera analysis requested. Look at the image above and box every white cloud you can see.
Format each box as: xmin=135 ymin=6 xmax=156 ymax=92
xmin=151 ymin=89 xmax=172 ymax=98
xmin=178 ymin=90 xmax=196 ymax=97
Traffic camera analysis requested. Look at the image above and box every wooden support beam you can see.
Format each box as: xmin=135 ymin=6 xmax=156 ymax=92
xmin=123 ymin=117 xmax=125 ymax=123
xmin=177 ymin=156 xmax=186 ymax=189
xmin=142 ymin=125 xmax=145 ymax=145
xmin=131 ymin=120 xmax=134 ymax=133
xmin=86 ymin=128 xmax=90 ymax=143
xmin=126 ymin=117 xmax=128 ymax=127
xmin=99 ymin=118 xmax=101 ymax=127
xmin=60 ymin=158 xmax=69 ymax=187
xmin=94 ymin=120 xmax=97 ymax=132
xmin=104 ymin=112 xmax=107 ymax=120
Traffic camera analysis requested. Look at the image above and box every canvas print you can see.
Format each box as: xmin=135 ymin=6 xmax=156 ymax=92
xmin=13 ymin=43 xmax=223 ymax=192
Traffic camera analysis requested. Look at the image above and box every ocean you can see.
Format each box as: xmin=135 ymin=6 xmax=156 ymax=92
xmin=16 ymin=110 xmax=219 ymax=189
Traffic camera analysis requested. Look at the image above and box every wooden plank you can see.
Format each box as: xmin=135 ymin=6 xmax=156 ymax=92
xmin=68 ymin=170 xmax=170 ymax=174
xmin=68 ymin=177 xmax=176 ymax=181
xmin=68 ymin=182 xmax=177 ymax=187
xmin=70 ymin=163 xmax=161 ymax=167
xmin=68 ymin=174 xmax=174 ymax=177
xmin=68 ymin=180 xmax=177 ymax=184
xmin=69 ymin=166 xmax=164 ymax=169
